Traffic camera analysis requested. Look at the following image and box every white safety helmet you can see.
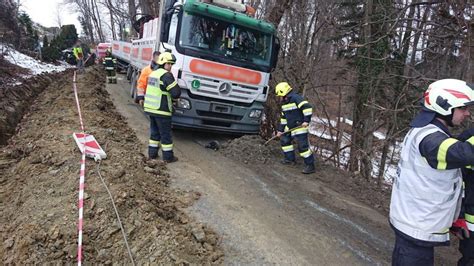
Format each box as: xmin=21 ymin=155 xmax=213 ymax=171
xmin=410 ymin=79 xmax=474 ymax=127
xmin=423 ymin=79 xmax=474 ymax=116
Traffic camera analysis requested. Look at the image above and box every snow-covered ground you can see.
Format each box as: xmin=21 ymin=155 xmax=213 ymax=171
xmin=309 ymin=116 xmax=400 ymax=183
xmin=1 ymin=43 xmax=68 ymax=83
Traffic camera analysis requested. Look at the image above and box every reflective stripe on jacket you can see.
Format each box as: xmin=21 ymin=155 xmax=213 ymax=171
xmin=278 ymin=91 xmax=312 ymax=132
xmin=390 ymin=124 xmax=463 ymax=243
xmin=73 ymin=47 xmax=83 ymax=59
xmin=144 ymin=68 xmax=180 ymax=117
xmin=103 ymin=56 xmax=116 ymax=70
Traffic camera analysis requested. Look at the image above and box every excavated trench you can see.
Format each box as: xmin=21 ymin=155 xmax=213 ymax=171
xmin=0 ymin=70 xmax=69 ymax=145
xmin=0 ymin=67 xmax=223 ymax=264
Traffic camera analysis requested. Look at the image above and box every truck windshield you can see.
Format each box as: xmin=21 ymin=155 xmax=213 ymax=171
xmin=178 ymin=12 xmax=273 ymax=72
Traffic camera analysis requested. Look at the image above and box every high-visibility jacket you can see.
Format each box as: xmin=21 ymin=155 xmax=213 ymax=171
xmin=278 ymin=91 xmax=313 ymax=133
xmin=390 ymin=124 xmax=463 ymax=243
xmin=143 ymin=68 xmax=180 ymax=117
xmin=73 ymin=46 xmax=83 ymax=59
xmin=102 ymin=56 xmax=117 ymax=70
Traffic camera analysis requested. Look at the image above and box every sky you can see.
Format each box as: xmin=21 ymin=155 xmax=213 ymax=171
xmin=19 ymin=0 xmax=82 ymax=35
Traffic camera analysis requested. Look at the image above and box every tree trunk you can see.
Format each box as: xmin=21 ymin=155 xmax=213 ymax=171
xmin=265 ymin=0 xmax=293 ymax=27
xmin=92 ymin=0 xmax=104 ymax=42
xmin=106 ymin=0 xmax=117 ymax=40
xmin=139 ymin=0 xmax=152 ymax=15
xmin=128 ymin=0 xmax=137 ymax=37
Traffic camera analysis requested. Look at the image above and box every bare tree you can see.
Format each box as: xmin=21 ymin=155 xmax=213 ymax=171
xmin=55 ymin=3 xmax=64 ymax=28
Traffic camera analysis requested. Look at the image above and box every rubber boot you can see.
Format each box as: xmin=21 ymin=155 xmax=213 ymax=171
xmin=164 ymin=156 xmax=179 ymax=164
xmin=302 ymin=164 xmax=315 ymax=174
xmin=281 ymin=159 xmax=296 ymax=165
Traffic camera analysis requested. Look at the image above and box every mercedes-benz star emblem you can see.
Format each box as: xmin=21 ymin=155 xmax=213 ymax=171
xmin=218 ymin=82 xmax=232 ymax=94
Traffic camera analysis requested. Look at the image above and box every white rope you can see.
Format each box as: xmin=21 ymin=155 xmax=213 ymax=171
xmin=96 ymin=161 xmax=136 ymax=266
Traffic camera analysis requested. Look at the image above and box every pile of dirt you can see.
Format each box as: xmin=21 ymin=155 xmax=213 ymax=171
xmin=221 ymin=135 xmax=391 ymax=214
xmin=220 ymin=135 xmax=281 ymax=164
xmin=0 ymin=67 xmax=223 ymax=264
xmin=0 ymin=65 xmax=66 ymax=145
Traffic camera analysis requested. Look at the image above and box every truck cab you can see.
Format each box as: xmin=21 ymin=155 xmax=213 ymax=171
xmin=118 ymin=0 xmax=279 ymax=134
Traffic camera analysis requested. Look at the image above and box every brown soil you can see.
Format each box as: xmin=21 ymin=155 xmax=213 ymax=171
xmin=0 ymin=67 xmax=223 ymax=264
xmin=0 ymin=57 xmax=30 ymax=86
xmin=221 ymin=135 xmax=391 ymax=215
xmin=0 ymin=57 xmax=65 ymax=145
xmin=220 ymin=132 xmax=462 ymax=264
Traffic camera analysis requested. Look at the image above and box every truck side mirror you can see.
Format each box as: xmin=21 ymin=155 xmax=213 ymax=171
xmin=270 ymin=37 xmax=280 ymax=69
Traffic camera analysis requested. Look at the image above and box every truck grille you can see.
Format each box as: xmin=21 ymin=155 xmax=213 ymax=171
xmin=185 ymin=73 xmax=260 ymax=103
xmin=196 ymin=110 xmax=243 ymax=121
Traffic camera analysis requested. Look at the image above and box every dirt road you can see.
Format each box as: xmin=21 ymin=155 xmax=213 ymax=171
xmin=1 ymin=67 xmax=460 ymax=264
xmin=106 ymin=73 xmax=401 ymax=265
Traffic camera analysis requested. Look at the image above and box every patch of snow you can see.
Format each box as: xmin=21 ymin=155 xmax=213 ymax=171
xmin=373 ymin=131 xmax=386 ymax=140
xmin=1 ymin=43 xmax=67 ymax=77
xmin=309 ymin=115 xmax=400 ymax=183
xmin=340 ymin=117 xmax=353 ymax=125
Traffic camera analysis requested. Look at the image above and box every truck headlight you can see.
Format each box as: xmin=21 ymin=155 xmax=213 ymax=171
xmin=249 ymin=109 xmax=262 ymax=118
xmin=176 ymin=98 xmax=191 ymax=109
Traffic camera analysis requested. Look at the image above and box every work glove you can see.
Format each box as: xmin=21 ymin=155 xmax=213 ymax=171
xmin=450 ymin=218 xmax=470 ymax=240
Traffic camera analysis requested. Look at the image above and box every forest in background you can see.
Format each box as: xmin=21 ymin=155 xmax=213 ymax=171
xmin=2 ymin=0 xmax=473 ymax=184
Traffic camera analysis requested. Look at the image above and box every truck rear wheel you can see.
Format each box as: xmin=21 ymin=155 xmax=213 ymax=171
xmin=126 ymin=65 xmax=132 ymax=81
xmin=130 ymin=71 xmax=138 ymax=99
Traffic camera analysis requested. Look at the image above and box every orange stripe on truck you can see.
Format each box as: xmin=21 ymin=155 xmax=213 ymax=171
xmin=132 ymin=48 xmax=139 ymax=58
xmin=113 ymin=44 xmax=119 ymax=51
xmin=141 ymin=48 xmax=152 ymax=61
xmin=123 ymin=46 xmax=131 ymax=54
xmin=189 ymin=59 xmax=261 ymax=85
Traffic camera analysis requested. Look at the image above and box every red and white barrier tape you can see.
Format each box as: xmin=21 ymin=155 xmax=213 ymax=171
xmin=73 ymin=71 xmax=86 ymax=266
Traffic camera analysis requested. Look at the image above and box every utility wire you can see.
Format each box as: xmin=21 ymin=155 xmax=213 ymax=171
xmin=96 ymin=161 xmax=136 ymax=266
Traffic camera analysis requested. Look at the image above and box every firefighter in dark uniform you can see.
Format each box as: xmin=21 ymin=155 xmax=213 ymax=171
xmin=136 ymin=52 xmax=180 ymax=163
xmin=275 ymin=82 xmax=315 ymax=174
xmin=102 ymin=49 xmax=117 ymax=83
xmin=455 ymin=128 xmax=474 ymax=266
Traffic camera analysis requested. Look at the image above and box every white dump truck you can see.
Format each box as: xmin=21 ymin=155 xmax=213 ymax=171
xmin=112 ymin=0 xmax=279 ymax=133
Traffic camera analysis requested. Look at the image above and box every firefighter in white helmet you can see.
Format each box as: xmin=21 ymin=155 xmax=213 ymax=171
xmin=390 ymin=79 xmax=474 ymax=265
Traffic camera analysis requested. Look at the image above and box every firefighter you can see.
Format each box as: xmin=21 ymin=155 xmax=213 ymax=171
xmin=72 ymin=40 xmax=84 ymax=73
xmin=136 ymin=52 xmax=180 ymax=163
xmin=455 ymin=129 xmax=474 ymax=266
xmin=102 ymin=49 xmax=117 ymax=83
xmin=275 ymin=82 xmax=315 ymax=174
xmin=389 ymin=79 xmax=474 ymax=265
xmin=136 ymin=51 xmax=160 ymax=105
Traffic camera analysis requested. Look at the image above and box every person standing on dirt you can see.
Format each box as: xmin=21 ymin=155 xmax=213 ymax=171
xmin=389 ymin=79 xmax=474 ymax=265
xmin=137 ymin=52 xmax=180 ymax=163
xmin=102 ymin=49 xmax=117 ymax=83
xmin=275 ymin=82 xmax=315 ymax=174
xmin=136 ymin=51 xmax=161 ymax=105
xmin=72 ymin=40 xmax=84 ymax=73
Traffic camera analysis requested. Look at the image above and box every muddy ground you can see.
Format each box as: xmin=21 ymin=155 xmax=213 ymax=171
xmin=220 ymin=135 xmax=392 ymax=214
xmin=0 ymin=67 xmax=223 ymax=264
